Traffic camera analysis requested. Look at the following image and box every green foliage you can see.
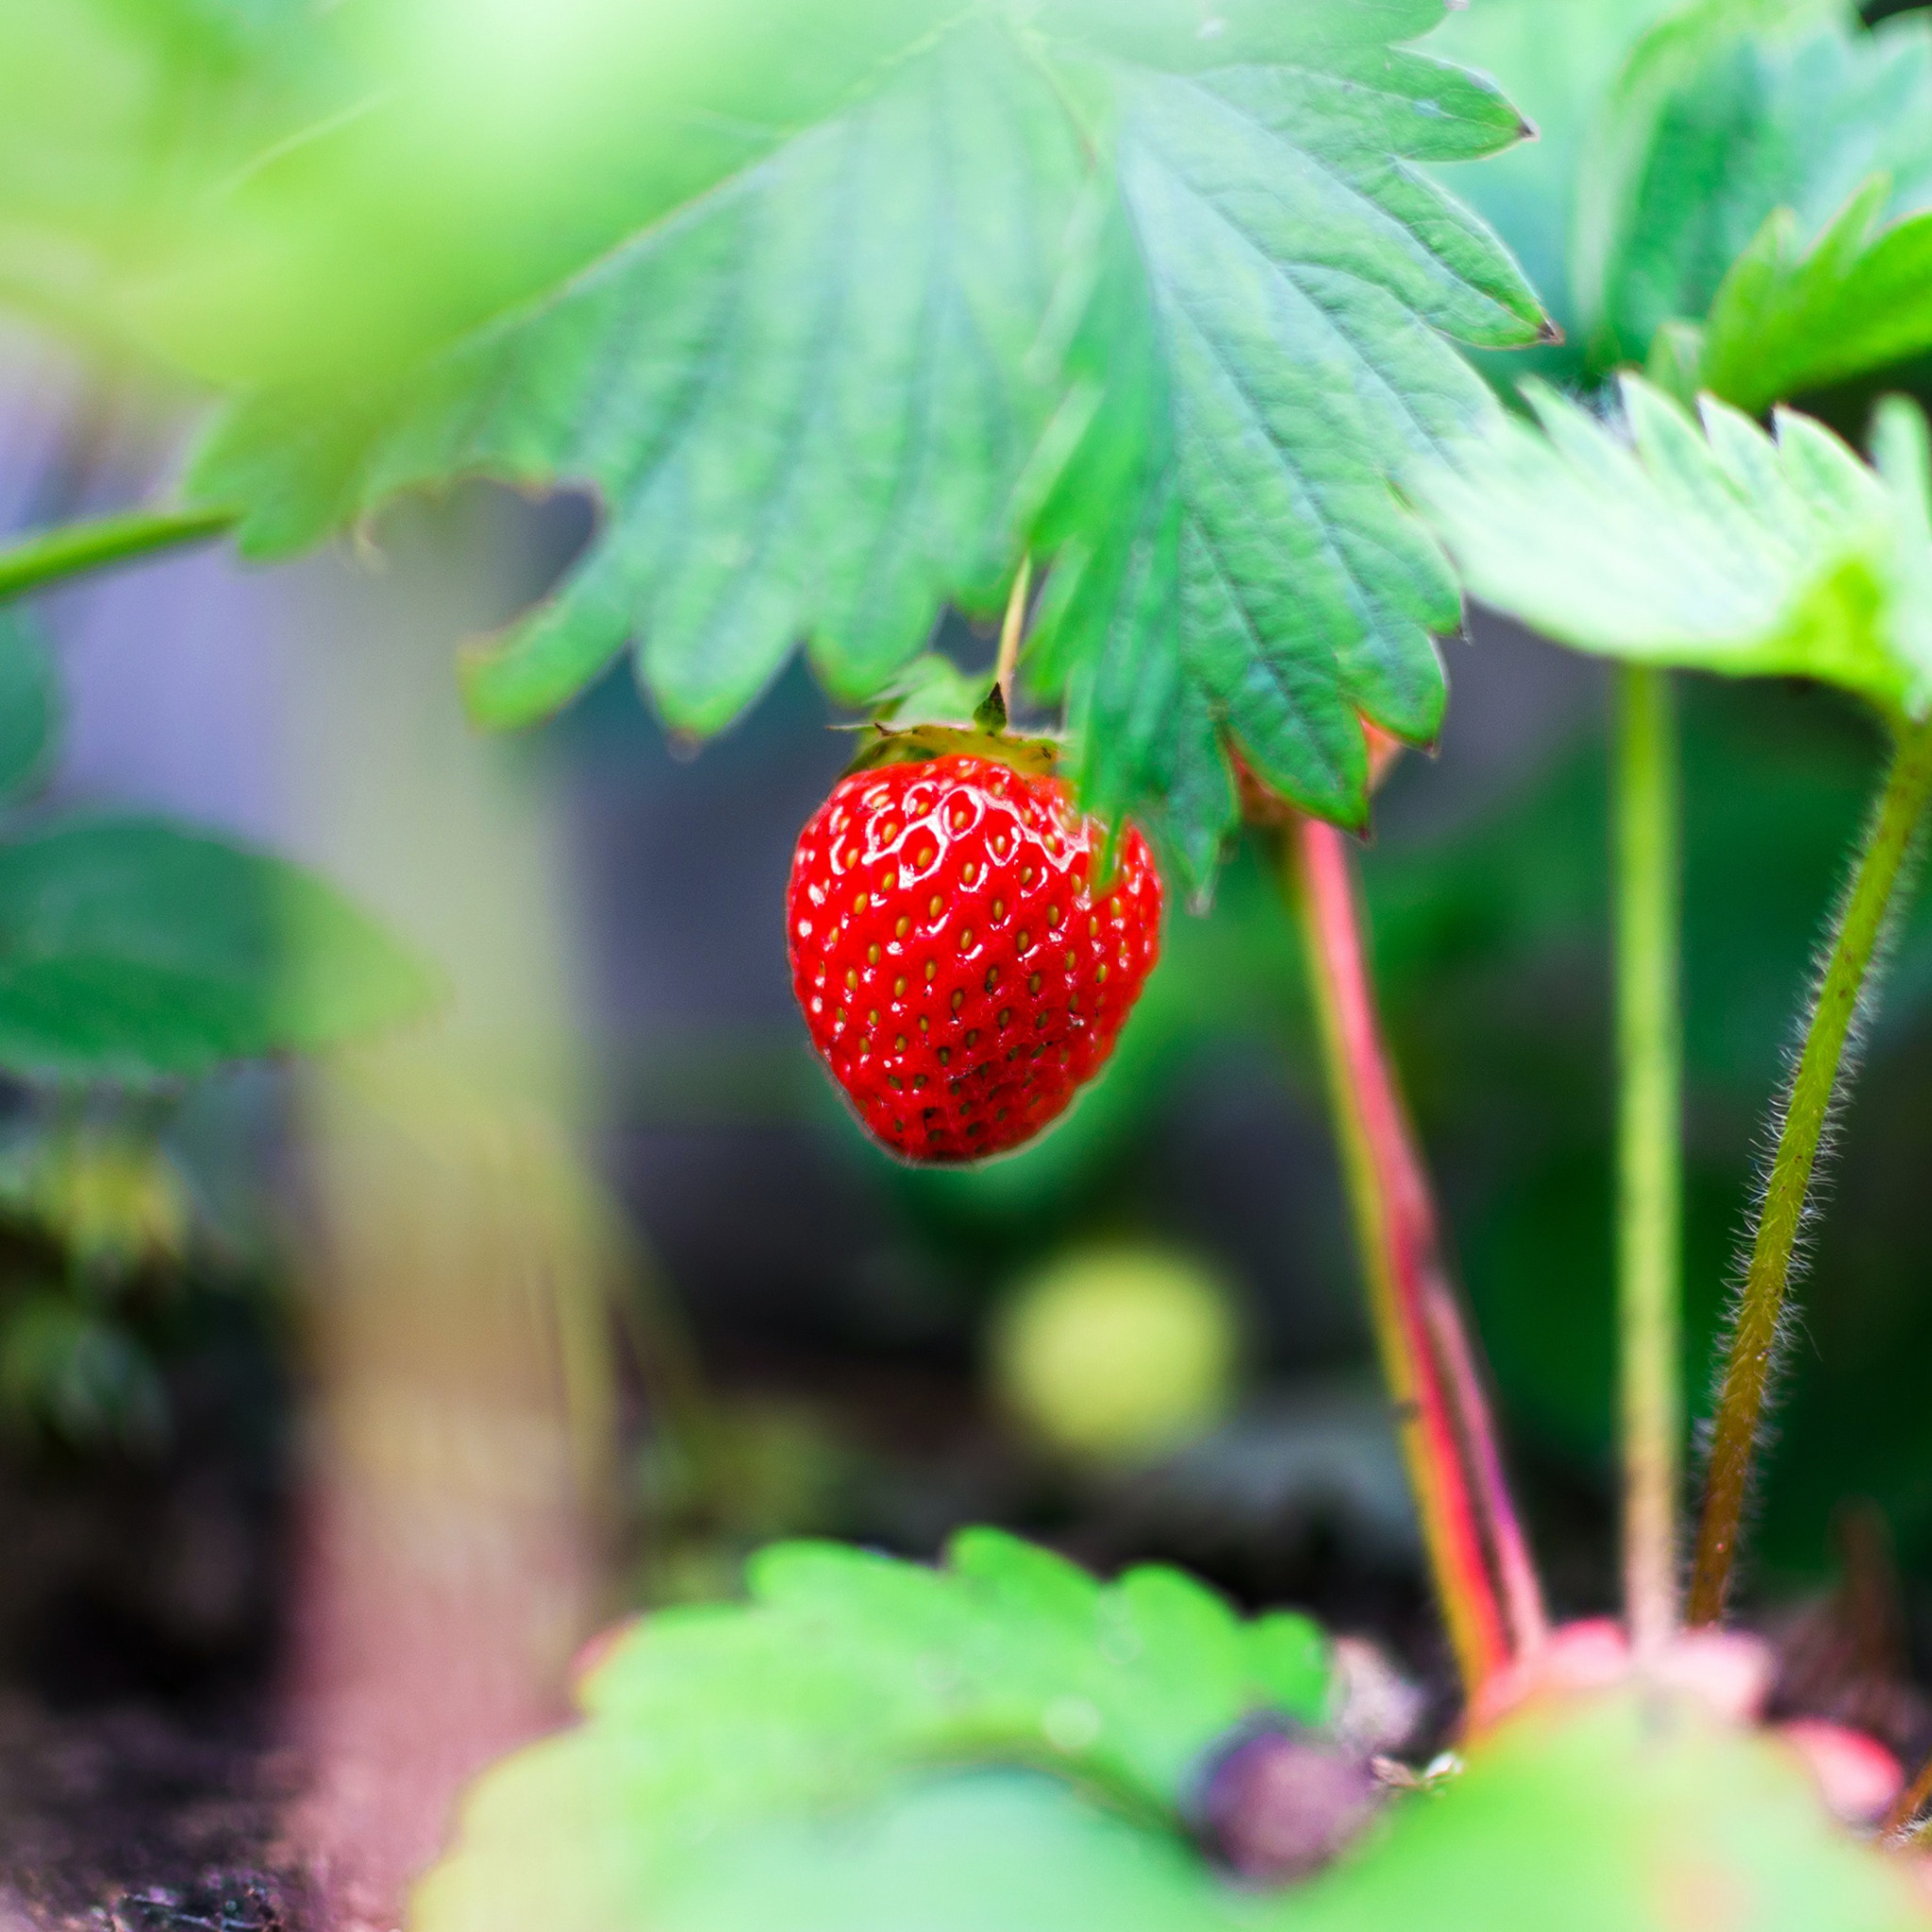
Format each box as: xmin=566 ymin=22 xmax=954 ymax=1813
xmin=0 ymin=577 xmax=439 ymax=1084
xmin=625 ymin=1772 xmax=1241 ymax=1932
xmin=175 ymin=0 xmax=1547 ymax=891
xmin=1424 ymin=0 xmax=1682 ymax=361
xmin=413 ymin=1528 xmax=1332 ymax=1932
xmin=0 ymin=0 xmax=339 ymax=344
xmin=1575 ymin=0 xmax=1932 ymax=370
xmin=0 ymin=818 xmax=441 ymax=1083
xmin=1692 ymin=176 xmax=1932 ymax=412
xmin=0 ymin=1290 xmax=168 ymax=1449
xmin=0 ymin=615 xmax=58 ymax=803
xmin=1290 ymin=1689 xmax=1929 ymax=1932
xmin=0 ymin=1125 xmax=192 ymax=1277
xmin=1410 ymin=376 xmax=1932 ymax=715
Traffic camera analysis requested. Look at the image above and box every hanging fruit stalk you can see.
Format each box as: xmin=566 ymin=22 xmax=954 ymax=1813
xmin=1287 ymin=812 xmax=1546 ymax=1700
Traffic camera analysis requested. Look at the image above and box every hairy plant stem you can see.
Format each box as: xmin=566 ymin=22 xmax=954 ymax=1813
xmin=1885 ymin=1745 xmax=1932 ymax=1841
xmin=1614 ymin=666 xmax=1683 ymax=1659
xmin=993 ymin=553 xmax=1032 ymax=709
xmin=1286 ymin=816 xmax=1546 ymax=1700
xmin=0 ymin=505 xmax=236 ymax=604
xmin=1688 ymin=717 xmax=1932 ymax=1625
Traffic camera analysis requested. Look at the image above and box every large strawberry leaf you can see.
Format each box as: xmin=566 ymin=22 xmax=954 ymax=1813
xmin=1408 ymin=377 xmax=1932 ymax=715
xmin=411 ymin=1528 xmax=1332 ymax=1932
xmin=1026 ymin=32 xmax=1547 ymax=887
xmin=1574 ymin=0 xmax=1932 ymax=369
xmin=179 ymin=0 xmax=1546 ymax=895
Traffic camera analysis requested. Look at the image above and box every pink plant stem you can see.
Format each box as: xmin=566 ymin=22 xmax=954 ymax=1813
xmin=1291 ymin=816 xmax=1545 ymax=1697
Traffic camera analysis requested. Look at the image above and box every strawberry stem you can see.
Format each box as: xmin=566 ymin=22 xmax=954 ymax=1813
xmin=1613 ymin=665 xmax=1684 ymax=1659
xmin=1285 ymin=817 xmax=1545 ymax=1700
xmin=0 ymin=503 xmax=236 ymax=602
xmin=1688 ymin=716 xmax=1932 ymax=1625
xmin=994 ymin=554 xmax=1033 ymax=710
xmin=1884 ymin=1748 xmax=1932 ymax=1840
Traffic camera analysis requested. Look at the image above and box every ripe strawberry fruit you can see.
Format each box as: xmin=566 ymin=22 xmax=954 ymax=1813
xmin=787 ymin=752 xmax=1163 ymax=1162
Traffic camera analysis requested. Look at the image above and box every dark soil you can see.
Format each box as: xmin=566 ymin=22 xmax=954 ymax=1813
xmin=0 ymin=1303 xmax=310 ymax=1931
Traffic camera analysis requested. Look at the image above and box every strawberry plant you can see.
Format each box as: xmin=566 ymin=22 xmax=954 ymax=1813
xmin=10 ymin=0 xmax=1932 ymax=1925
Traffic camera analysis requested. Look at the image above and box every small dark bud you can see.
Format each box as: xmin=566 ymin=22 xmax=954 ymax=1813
xmin=1189 ymin=1719 xmax=1384 ymax=1883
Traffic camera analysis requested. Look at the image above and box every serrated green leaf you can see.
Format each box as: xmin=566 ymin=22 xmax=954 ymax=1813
xmin=1577 ymin=0 xmax=1932 ymax=366
xmin=0 ymin=816 xmax=441 ymax=1082
xmin=1291 ymin=1689 xmax=1930 ymax=1932
xmin=1032 ymin=32 xmax=1546 ymax=889
xmin=1698 ymin=177 xmax=1932 ymax=412
xmin=175 ymin=1 xmax=1545 ymax=898
xmin=196 ymin=13 xmax=1082 ymax=739
xmin=129 ymin=0 xmax=969 ymax=390
xmin=412 ymin=1528 xmax=1332 ymax=1932
xmin=0 ymin=613 xmax=58 ymax=804
xmin=1410 ymin=375 xmax=1932 ymax=712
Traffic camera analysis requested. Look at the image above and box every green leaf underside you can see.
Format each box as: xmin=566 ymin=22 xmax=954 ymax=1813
xmin=1579 ymin=0 xmax=1932 ymax=367
xmin=0 ymin=816 xmax=441 ymax=1082
xmin=1410 ymin=375 xmax=1932 ymax=717
xmin=187 ymin=1 xmax=1547 ymax=897
xmin=411 ymin=1528 xmax=1332 ymax=1932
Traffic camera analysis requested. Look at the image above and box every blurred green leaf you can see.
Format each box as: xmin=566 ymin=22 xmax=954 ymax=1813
xmin=413 ymin=1528 xmax=1332 ymax=1932
xmin=1575 ymin=0 xmax=1932 ymax=367
xmin=176 ymin=1 xmax=1547 ymax=891
xmin=1411 ymin=377 xmax=1932 ymax=713
xmin=131 ymin=0 xmax=965 ymax=387
xmin=194 ymin=14 xmax=1088 ymax=734
xmin=1424 ymin=0 xmax=1682 ymax=363
xmin=636 ymin=1773 xmax=1249 ymax=1932
xmin=0 ymin=815 xmax=441 ymax=1082
xmin=0 ymin=613 xmax=58 ymax=804
xmin=1291 ymin=1689 xmax=1929 ymax=1931
xmin=0 ymin=0 xmax=342 ymax=346
xmin=1697 ymin=176 xmax=1932 ymax=412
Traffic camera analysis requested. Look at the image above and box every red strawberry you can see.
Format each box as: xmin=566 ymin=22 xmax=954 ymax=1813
xmin=787 ymin=752 xmax=1163 ymax=1162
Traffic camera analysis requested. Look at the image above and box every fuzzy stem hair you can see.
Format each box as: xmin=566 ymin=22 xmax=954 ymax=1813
xmin=1688 ymin=716 xmax=1932 ymax=1625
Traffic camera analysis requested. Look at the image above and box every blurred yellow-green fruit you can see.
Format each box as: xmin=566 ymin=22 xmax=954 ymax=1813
xmin=990 ymin=1243 xmax=1240 ymax=1465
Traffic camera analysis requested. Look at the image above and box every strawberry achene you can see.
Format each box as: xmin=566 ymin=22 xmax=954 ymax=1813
xmin=787 ymin=754 xmax=1162 ymax=1161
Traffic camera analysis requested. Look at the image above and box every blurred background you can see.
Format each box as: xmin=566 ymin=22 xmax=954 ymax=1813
xmin=2 ymin=0 xmax=1932 ymax=1925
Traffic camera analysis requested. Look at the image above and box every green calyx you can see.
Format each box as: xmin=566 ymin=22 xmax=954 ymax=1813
xmin=841 ymin=716 xmax=1062 ymax=784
